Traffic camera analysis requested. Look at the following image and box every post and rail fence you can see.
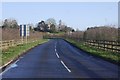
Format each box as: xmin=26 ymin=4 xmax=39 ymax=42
xmin=84 ymin=40 xmax=120 ymax=53
xmin=44 ymin=34 xmax=120 ymax=53
xmin=0 ymin=38 xmax=40 ymax=50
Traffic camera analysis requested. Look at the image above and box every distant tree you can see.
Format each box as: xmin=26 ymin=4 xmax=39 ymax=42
xmin=118 ymin=27 xmax=120 ymax=42
xmin=59 ymin=20 xmax=62 ymax=26
xmin=0 ymin=20 xmax=3 ymax=28
xmin=76 ymin=28 xmax=80 ymax=32
xmin=2 ymin=19 xmax=18 ymax=28
xmin=72 ymin=29 xmax=75 ymax=32
xmin=28 ymin=23 xmax=34 ymax=30
xmin=2 ymin=19 xmax=8 ymax=28
xmin=50 ymin=24 xmax=56 ymax=33
xmin=62 ymin=26 xmax=67 ymax=32
xmin=84 ymin=26 xmax=118 ymax=41
xmin=46 ymin=18 xmax=56 ymax=25
xmin=87 ymin=27 xmax=90 ymax=30
xmin=37 ymin=20 xmax=48 ymax=32
xmin=57 ymin=20 xmax=73 ymax=33
xmin=46 ymin=18 xmax=57 ymax=33
xmin=83 ymin=31 xmax=87 ymax=40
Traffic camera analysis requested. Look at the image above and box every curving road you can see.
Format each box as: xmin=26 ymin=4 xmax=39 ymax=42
xmin=1 ymin=39 xmax=119 ymax=79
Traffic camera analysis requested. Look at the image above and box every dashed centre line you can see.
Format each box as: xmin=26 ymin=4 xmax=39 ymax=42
xmin=54 ymin=42 xmax=71 ymax=73
xmin=56 ymin=52 xmax=60 ymax=58
xmin=55 ymin=48 xmax=56 ymax=52
xmin=61 ymin=60 xmax=71 ymax=73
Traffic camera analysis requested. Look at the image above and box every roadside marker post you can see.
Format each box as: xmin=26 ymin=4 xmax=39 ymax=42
xmin=20 ymin=25 xmax=24 ymax=44
xmin=20 ymin=24 xmax=30 ymax=44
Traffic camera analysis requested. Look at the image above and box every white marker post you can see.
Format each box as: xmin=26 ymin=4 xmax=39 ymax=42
xmin=25 ymin=25 xmax=30 ymax=43
xmin=20 ymin=25 xmax=24 ymax=44
xmin=20 ymin=24 xmax=30 ymax=44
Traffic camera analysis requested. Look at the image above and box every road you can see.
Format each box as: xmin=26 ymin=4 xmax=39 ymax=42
xmin=1 ymin=39 xmax=119 ymax=78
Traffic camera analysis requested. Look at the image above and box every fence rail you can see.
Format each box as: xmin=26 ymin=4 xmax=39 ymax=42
xmin=0 ymin=38 xmax=40 ymax=50
xmin=84 ymin=40 xmax=120 ymax=53
xmin=63 ymin=35 xmax=120 ymax=53
xmin=43 ymin=34 xmax=120 ymax=53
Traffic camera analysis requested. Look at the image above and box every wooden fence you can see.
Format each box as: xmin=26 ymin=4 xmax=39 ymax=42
xmin=42 ymin=34 xmax=120 ymax=53
xmin=0 ymin=38 xmax=40 ymax=50
xmin=84 ymin=40 xmax=120 ymax=53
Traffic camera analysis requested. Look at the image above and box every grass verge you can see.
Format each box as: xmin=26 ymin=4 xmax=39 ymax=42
xmin=2 ymin=39 xmax=48 ymax=66
xmin=65 ymin=38 xmax=120 ymax=66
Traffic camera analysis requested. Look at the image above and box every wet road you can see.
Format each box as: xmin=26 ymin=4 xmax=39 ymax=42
xmin=1 ymin=39 xmax=119 ymax=78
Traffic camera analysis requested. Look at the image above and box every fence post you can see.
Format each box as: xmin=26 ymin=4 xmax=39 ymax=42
xmin=111 ymin=41 xmax=113 ymax=52
xmin=12 ymin=40 xmax=14 ymax=46
xmin=0 ymin=41 xmax=2 ymax=49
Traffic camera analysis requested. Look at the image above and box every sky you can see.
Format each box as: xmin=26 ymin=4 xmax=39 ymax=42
xmin=1 ymin=2 xmax=118 ymax=30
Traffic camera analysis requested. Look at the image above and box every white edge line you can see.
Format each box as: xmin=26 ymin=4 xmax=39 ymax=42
xmin=0 ymin=59 xmax=19 ymax=75
xmin=61 ymin=60 xmax=71 ymax=72
xmin=0 ymin=59 xmax=13 ymax=69
xmin=14 ymin=59 xmax=19 ymax=64
xmin=0 ymin=64 xmax=12 ymax=76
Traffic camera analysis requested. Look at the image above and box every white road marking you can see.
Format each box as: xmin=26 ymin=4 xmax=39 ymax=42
xmin=54 ymin=42 xmax=59 ymax=58
xmin=55 ymin=48 xmax=56 ymax=52
xmin=20 ymin=57 xmax=24 ymax=59
xmin=55 ymin=44 xmax=56 ymax=48
xmin=0 ymin=63 xmax=17 ymax=75
xmin=0 ymin=59 xmax=19 ymax=75
xmin=54 ymin=41 xmax=71 ymax=73
xmin=61 ymin=60 xmax=71 ymax=72
xmin=55 ymin=44 xmax=56 ymax=49
xmin=10 ymin=63 xmax=18 ymax=68
xmin=56 ymin=52 xmax=60 ymax=58
xmin=0 ymin=66 xmax=11 ymax=76
xmin=55 ymin=42 xmax=57 ymax=48
xmin=14 ymin=59 xmax=19 ymax=64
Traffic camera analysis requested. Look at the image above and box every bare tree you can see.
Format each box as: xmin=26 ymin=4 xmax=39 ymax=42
xmin=83 ymin=26 xmax=118 ymax=41
xmin=3 ymin=18 xmax=18 ymax=28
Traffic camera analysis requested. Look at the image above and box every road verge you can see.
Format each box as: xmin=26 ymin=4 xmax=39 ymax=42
xmin=64 ymin=39 xmax=120 ymax=66
xmin=0 ymin=39 xmax=48 ymax=72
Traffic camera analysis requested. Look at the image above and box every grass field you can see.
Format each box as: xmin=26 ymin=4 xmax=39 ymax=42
xmin=66 ymin=39 xmax=119 ymax=65
xmin=2 ymin=39 xmax=48 ymax=66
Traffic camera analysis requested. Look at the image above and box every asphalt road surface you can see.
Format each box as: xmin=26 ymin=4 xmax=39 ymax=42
xmin=1 ymin=39 xmax=119 ymax=78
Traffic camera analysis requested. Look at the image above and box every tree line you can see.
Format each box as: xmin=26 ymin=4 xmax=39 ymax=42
xmin=68 ymin=26 xmax=118 ymax=41
xmin=0 ymin=18 xmax=75 ymax=33
xmin=1 ymin=18 xmax=19 ymax=28
xmin=0 ymin=18 xmax=118 ymax=41
xmin=34 ymin=18 xmax=75 ymax=33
